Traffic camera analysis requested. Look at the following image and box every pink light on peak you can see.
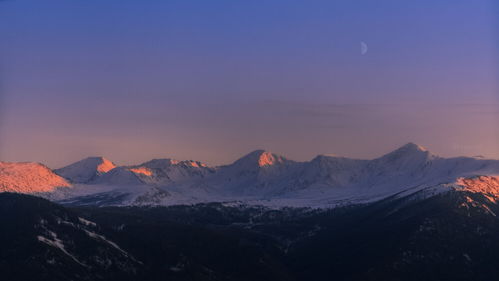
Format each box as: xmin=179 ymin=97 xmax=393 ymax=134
xmin=258 ymin=152 xmax=284 ymax=167
xmin=129 ymin=167 xmax=153 ymax=176
xmin=96 ymin=158 xmax=116 ymax=173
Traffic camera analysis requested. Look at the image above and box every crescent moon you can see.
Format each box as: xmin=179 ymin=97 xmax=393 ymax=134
xmin=360 ymin=41 xmax=368 ymax=55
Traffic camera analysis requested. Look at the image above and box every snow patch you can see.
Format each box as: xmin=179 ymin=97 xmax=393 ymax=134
xmin=78 ymin=217 xmax=97 ymax=227
xmin=37 ymin=232 xmax=86 ymax=267
xmin=83 ymin=229 xmax=142 ymax=264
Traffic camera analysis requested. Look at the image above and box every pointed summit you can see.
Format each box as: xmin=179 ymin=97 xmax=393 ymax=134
xmin=233 ymin=150 xmax=288 ymax=168
xmin=374 ymin=142 xmax=435 ymax=170
xmin=55 ymin=157 xmax=116 ymax=183
xmin=380 ymin=142 xmax=430 ymax=159
xmin=398 ymin=142 xmax=428 ymax=152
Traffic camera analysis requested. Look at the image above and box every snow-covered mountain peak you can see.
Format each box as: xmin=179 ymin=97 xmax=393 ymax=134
xmin=55 ymin=157 xmax=116 ymax=183
xmin=138 ymin=158 xmax=208 ymax=169
xmin=232 ymin=150 xmax=289 ymax=168
xmin=73 ymin=156 xmax=115 ymax=166
xmin=118 ymin=158 xmax=214 ymax=187
xmin=0 ymin=162 xmax=71 ymax=193
xmin=377 ymin=142 xmax=434 ymax=164
xmin=92 ymin=157 xmax=116 ymax=173
xmin=393 ymin=142 xmax=428 ymax=154
xmin=95 ymin=167 xmax=143 ymax=186
xmin=139 ymin=159 xmax=179 ymax=169
xmin=257 ymin=151 xmax=284 ymax=167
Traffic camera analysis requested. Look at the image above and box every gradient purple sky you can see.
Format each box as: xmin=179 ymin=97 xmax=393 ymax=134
xmin=1 ymin=0 xmax=498 ymax=168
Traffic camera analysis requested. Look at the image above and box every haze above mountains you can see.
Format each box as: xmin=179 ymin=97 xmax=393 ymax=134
xmin=1 ymin=143 xmax=499 ymax=208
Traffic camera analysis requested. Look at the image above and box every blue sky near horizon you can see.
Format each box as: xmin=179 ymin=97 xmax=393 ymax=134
xmin=0 ymin=0 xmax=498 ymax=167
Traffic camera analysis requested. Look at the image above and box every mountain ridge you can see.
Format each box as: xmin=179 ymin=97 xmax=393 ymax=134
xmin=55 ymin=157 xmax=116 ymax=183
xmin=1 ymin=143 xmax=499 ymax=208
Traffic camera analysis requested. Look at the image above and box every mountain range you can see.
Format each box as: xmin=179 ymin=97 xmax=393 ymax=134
xmin=3 ymin=143 xmax=499 ymax=281
xmin=1 ymin=143 xmax=498 ymax=208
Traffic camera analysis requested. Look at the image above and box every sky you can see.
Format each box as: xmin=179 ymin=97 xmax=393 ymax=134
xmin=0 ymin=0 xmax=498 ymax=168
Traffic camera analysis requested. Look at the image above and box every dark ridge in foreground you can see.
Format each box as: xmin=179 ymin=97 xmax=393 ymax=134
xmin=2 ymin=191 xmax=499 ymax=281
